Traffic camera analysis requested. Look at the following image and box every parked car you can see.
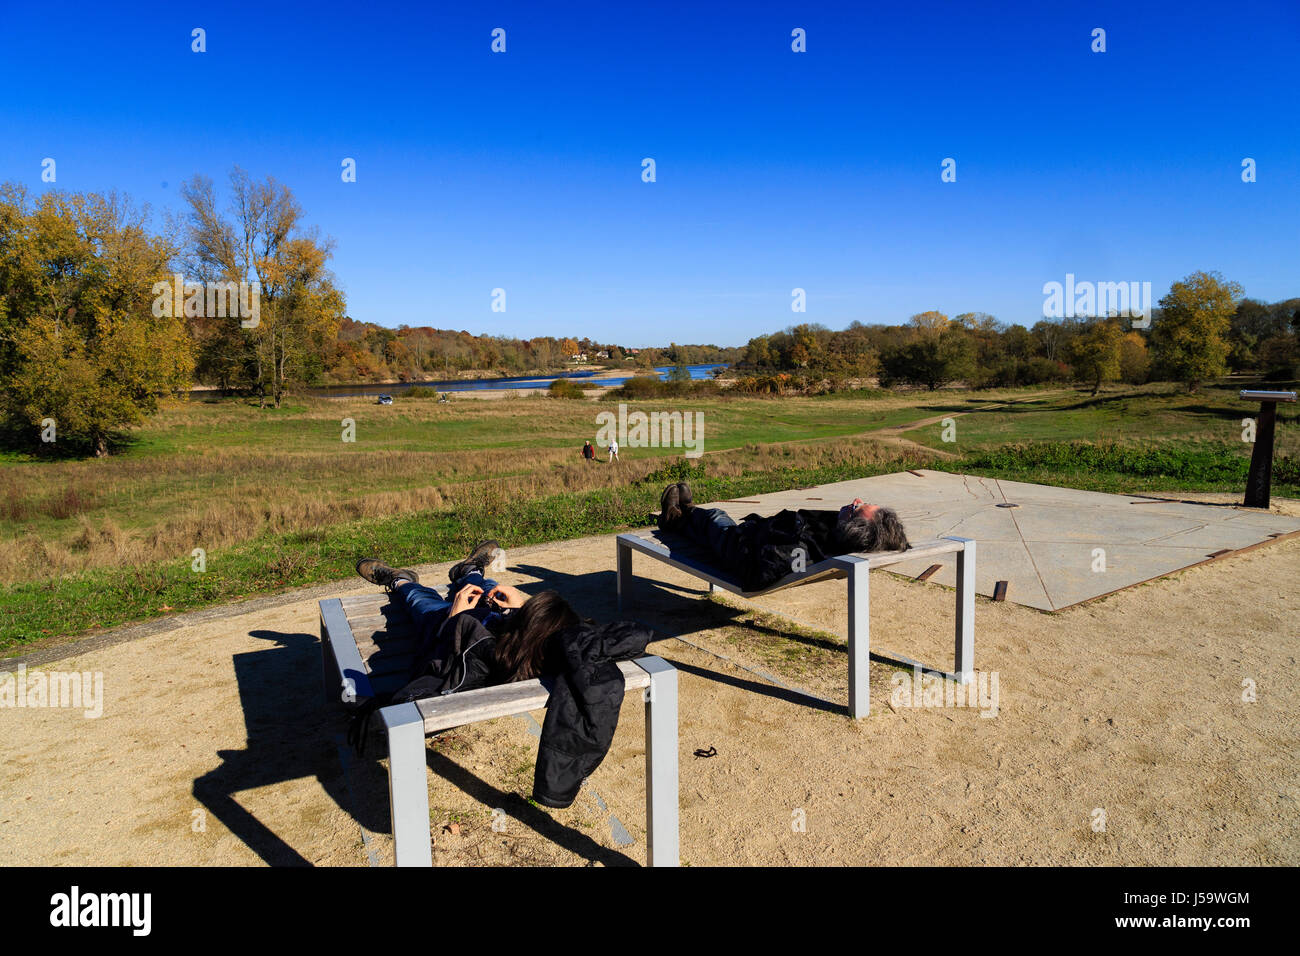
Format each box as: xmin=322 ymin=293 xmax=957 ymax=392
xmin=376 ymin=394 xmax=393 ymax=405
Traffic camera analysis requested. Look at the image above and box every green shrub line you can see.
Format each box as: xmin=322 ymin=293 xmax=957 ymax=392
xmin=3 ymin=439 xmax=1296 ymax=650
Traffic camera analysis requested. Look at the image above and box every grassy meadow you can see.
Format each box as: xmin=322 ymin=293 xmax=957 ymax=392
xmin=3 ymin=382 xmax=1296 ymax=651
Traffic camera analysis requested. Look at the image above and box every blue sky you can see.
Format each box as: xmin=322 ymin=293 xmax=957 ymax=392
xmin=1 ymin=0 xmax=1297 ymax=346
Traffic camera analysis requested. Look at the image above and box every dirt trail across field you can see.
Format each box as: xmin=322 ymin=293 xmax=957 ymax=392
xmin=1 ymin=487 xmax=1295 ymax=867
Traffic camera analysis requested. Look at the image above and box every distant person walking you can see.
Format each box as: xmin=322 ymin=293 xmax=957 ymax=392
xmin=582 ymin=440 xmax=595 ymax=463
xmin=607 ymin=438 xmax=620 ymax=463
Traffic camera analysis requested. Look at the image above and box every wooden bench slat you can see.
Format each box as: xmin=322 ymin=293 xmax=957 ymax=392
xmin=415 ymin=660 xmax=651 ymax=733
xmin=864 ymin=538 xmax=964 ymax=569
xmin=344 ymin=612 xmax=406 ymax=632
xmin=341 ymin=593 xmax=390 ymax=612
xmin=357 ymin=636 xmax=419 ymax=661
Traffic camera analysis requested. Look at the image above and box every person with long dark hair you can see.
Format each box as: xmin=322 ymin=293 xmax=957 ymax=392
xmin=355 ymin=540 xmax=579 ymax=691
xmin=351 ymin=539 xmax=656 ymax=809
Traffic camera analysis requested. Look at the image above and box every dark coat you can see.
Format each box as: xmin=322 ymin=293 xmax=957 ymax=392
xmin=390 ymin=612 xmax=505 ymax=703
xmin=351 ymin=610 xmax=655 ymax=811
xmin=729 ymin=508 xmax=843 ymax=592
xmin=532 ymin=619 xmax=655 ymax=808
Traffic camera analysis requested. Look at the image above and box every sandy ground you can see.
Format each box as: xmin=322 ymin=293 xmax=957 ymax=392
xmin=1 ymin=492 xmax=1297 ymax=867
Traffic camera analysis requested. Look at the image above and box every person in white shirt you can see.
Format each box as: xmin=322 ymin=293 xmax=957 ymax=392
xmin=607 ymin=439 xmax=620 ymax=463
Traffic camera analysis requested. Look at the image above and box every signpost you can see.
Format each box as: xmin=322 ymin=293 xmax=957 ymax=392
xmin=1241 ymin=390 xmax=1297 ymax=508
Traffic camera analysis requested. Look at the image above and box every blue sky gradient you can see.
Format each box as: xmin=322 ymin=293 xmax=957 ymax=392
xmin=1 ymin=0 xmax=1297 ymax=345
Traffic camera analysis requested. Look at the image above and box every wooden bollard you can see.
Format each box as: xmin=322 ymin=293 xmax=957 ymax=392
xmin=1241 ymin=389 xmax=1297 ymax=508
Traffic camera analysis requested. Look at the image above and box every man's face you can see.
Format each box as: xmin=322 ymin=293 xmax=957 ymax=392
xmin=838 ymin=498 xmax=880 ymax=522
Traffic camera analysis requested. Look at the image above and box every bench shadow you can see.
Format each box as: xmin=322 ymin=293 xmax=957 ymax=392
xmin=192 ymin=628 xmax=390 ymax=867
xmin=660 ymin=656 xmax=843 ymax=715
xmin=422 ymin=749 xmax=638 ymax=867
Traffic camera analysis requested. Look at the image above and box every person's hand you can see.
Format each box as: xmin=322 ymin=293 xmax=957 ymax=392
xmin=485 ymin=584 xmax=528 ymax=610
xmin=450 ymin=584 xmax=484 ymax=616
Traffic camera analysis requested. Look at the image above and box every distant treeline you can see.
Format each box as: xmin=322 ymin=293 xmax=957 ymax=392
xmin=331 ymin=320 xmax=742 ymax=382
xmin=734 ymin=287 xmax=1299 ymax=395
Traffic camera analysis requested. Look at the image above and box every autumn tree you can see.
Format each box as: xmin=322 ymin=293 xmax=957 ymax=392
xmin=1149 ymin=271 xmax=1243 ymax=392
xmin=0 ymin=184 xmax=193 ymax=455
xmin=180 ymin=168 xmax=345 ymax=406
xmin=1065 ymin=318 xmax=1123 ymax=395
xmin=1117 ymin=331 xmax=1150 ymax=384
xmin=880 ymin=319 xmax=974 ymax=390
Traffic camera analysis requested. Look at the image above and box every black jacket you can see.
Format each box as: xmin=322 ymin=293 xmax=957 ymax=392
xmin=729 ymin=508 xmax=843 ymax=592
xmin=532 ymin=619 xmax=655 ymax=809
xmin=391 ymin=612 xmax=505 ymax=703
xmin=352 ymin=610 xmax=655 ymax=811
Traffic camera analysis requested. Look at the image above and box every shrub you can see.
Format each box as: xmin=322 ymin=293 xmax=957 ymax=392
xmin=548 ymin=379 xmax=585 ymax=400
xmin=401 ymin=386 xmax=441 ymax=399
xmin=640 ymin=459 xmax=706 ymax=485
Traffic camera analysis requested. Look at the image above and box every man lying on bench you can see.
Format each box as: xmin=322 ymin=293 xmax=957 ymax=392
xmin=352 ymin=540 xmax=656 ymax=808
xmin=656 ymin=482 xmax=910 ymax=592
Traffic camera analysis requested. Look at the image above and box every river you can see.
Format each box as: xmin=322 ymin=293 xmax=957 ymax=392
xmin=302 ymin=363 xmax=728 ymax=398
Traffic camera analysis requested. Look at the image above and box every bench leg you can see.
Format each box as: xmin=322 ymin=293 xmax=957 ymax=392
xmin=845 ymin=558 xmax=871 ymax=718
xmin=381 ymin=703 xmax=432 ymax=867
xmin=953 ymin=539 xmax=976 ymax=684
xmin=639 ymin=657 xmax=679 ymax=867
xmin=616 ymin=538 xmax=633 ymax=614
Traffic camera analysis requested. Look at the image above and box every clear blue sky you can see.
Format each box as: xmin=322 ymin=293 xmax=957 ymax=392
xmin=1 ymin=0 xmax=1297 ymax=346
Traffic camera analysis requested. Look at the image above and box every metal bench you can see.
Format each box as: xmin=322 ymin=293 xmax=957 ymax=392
xmin=319 ymin=592 xmax=679 ymax=867
xmin=616 ymin=529 xmax=975 ymax=718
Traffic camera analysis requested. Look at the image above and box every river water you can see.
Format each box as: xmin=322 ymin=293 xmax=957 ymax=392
xmin=302 ymin=363 xmax=728 ymax=398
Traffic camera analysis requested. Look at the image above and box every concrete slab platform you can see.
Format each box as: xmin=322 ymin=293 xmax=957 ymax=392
xmin=702 ymin=470 xmax=1300 ymax=611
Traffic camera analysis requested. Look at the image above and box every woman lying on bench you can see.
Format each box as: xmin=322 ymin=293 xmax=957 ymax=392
xmin=356 ymin=540 xmax=569 ymax=695
xmin=656 ymin=481 xmax=910 ymax=592
xmin=353 ymin=541 xmax=655 ymax=808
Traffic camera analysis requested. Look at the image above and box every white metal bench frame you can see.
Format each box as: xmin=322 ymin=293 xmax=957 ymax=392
xmin=616 ymin=531 xmax=975 ymax=718
xmin=319 ymin=597 xmax=680 ymax=867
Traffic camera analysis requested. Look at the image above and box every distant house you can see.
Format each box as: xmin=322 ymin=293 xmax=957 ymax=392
xmin=571 ymin=353 xmax=587 ymax=362
xmin=595 ymin=350 xmax=609 ymax=359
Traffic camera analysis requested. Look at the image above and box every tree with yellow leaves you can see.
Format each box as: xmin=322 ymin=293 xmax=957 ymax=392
xmin=1149 ymin=271 xmax=1243 ymax=392
xmin=0 ymin=184 xmax=193 ymax=456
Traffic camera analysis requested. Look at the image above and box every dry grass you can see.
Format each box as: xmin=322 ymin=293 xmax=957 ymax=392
xmin=4 ymin=433 xmax=924 ymax=584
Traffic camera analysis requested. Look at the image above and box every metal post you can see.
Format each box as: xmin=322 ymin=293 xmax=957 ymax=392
xmin=381 ymin=703 xmax=432 ymax=867
xmin=841 ymin=556 xmax=871 ymax=718
xmin=638 ymin=657 xmax=679 ymax=867
xmin=950 ymin=537 xmax=976 ymax=684
xmin=616 ymin=538 xmax=633 ymax=614
xmin=1242 ymin=390 xmax=1296 ymax=509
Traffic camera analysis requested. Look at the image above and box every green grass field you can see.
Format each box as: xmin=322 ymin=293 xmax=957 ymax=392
xmin=3 ymin=382 xmax=1296 ymax=651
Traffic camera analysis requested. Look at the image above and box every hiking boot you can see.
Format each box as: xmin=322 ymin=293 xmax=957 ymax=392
xmin=676 ymin=482 xmax=694 ymax=511
xmin=356 ymin=558 xmax=419 ymax=590
xmin=658 ymin=484 xmax=683 ymax=530
xmin=448 ymin=539 xmax=501 ymax=583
